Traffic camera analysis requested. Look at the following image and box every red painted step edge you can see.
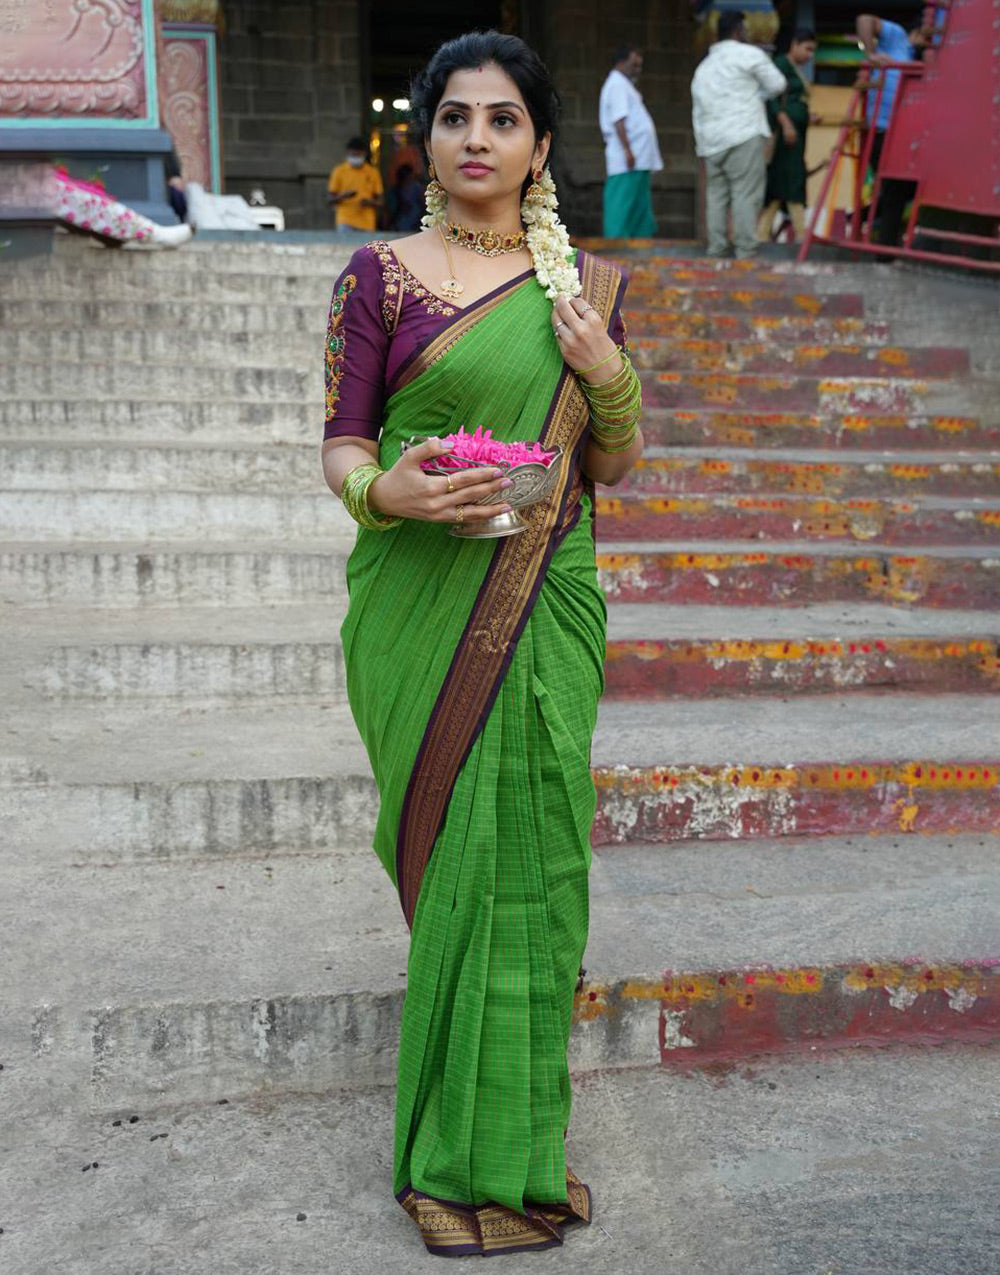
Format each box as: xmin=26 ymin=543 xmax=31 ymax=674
xmin=591 ymin=760 xmax=1000 ymax=844
xmin=574 ymin=961 xmax=1000 ymax=1066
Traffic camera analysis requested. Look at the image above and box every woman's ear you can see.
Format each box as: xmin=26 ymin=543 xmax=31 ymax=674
xmin=534 ymin=130 xmax=552 ymax=170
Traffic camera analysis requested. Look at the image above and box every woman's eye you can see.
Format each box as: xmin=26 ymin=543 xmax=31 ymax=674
xmin=493 ymin=113 xmax=516 ymax=127
xmin=443 ymin=111 xmax=465 ymax=125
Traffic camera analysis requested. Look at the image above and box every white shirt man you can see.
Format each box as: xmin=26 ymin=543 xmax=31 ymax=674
xmin=599 ymin=48 xmax=663 ymax=237
xmin=690 ymin=13 xmax=787 ymax=257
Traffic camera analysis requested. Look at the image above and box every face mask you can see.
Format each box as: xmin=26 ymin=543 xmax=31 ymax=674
xmin=347 ymin=155 xmax=365 ymax=168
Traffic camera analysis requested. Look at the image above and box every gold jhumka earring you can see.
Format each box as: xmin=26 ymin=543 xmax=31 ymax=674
xmin=425 ymin=158 xmax=446 ymax=202
xmin=524 ymin=166 xmax=548 ymax=204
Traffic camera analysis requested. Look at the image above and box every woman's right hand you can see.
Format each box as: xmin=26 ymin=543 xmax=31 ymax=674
xmin=367 ymin=436 xmax=515 ymax=524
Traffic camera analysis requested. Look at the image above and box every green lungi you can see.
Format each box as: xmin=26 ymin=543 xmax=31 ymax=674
xmin=602 ymin=169 xmax=657 ymax=239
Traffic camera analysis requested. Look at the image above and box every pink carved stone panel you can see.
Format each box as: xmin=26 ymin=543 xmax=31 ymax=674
xmin=161 ymin=33 xmax=211 ymax=186
xmin=0 ymin=0 xmax=150 ymax=119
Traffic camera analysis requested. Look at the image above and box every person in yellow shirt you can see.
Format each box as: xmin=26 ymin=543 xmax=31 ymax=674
xmin=327 ymin=138 xmax=384 ymax=232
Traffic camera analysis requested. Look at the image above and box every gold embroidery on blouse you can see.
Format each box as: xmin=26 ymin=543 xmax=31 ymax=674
xmin=367 ymin=239 xmax=457 ymax=332
xmin=325 ymin=273 xmax=357 ymax=424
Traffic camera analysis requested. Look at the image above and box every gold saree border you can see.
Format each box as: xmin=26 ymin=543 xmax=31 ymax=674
xmin=395 ymin=251 xmax=624 ymax=928
xmin=397 ymin=1168 xmax=592 ymax=1257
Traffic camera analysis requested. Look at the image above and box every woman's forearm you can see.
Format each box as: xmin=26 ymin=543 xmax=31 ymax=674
xmin=583 ymin=430 xmax=644 ymax=487
xmin=321 ymin=436 xmax=380 ymax=496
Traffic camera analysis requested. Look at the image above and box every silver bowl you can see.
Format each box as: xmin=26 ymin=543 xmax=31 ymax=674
xmin=405 ymin=440 xmax=564 ymax=539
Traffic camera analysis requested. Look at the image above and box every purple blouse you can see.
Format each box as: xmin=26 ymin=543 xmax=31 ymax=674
xmin=323 ymin=240 xmax=627 ymax=442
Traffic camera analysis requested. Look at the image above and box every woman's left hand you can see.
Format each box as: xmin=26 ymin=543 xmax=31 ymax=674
xmin=551 ymin=296 xmax=621 ymax=384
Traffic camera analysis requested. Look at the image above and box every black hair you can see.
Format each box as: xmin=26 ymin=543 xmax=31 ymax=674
xmin=409 ymin=30 xmax=560 ymax=168
xmin=612 ymin=45 xmax=640 ymax=65
xmin=346 ymin=136 xmax=367 ymax=152
xmin=717 ymin=10 xmax=746 ymax=40
xmin=791 ymin=26 xmax=817 ymax=44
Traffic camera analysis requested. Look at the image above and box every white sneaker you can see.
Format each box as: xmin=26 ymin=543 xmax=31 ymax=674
xmin=124 ymin=222 xmax=193 ymax=250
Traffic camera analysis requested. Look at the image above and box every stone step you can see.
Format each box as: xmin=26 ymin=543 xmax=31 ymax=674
xmin=625 ymin=285 xmax=864 ymax=316
xmin=1 ymin=360 xmax=318 ymax=401
xmin=3 ymin=836 xmax=997 ymax=1112
xmin=0 ymin=263 xmax=865 ymax=313
xmin=0 ymin=295 xmax=891 ymax=344
xmin=6 ymin=694 xmax=999 ymax=862
xmin=7 ymin=1052 xmax=998 ymax=1275
xmin=10 ymin=603 xmax=996 ymax=707
xmin=598 ymin=540 xmax=1000 ymax=610
xmin=625 ymin=307 xmax=891 ymax=343
xmin=8 ymin=442 xmax=1000 ymax=504
xmin=596 ymin=493 xmax=1000 ymax=546
xmin=604 ymin=602 xmax=1000 ymax=698
xmin=8 ymin=328 xmax=965 ymax=380
xmin=644 ymin=408 xmax=1000 ymax=451
xmin=6 ymin=537 xmax=998 ymax=610
xmin=630 ymin=338 xmax=968 ymax=379
xmin=7 ymin=362 xmax=992 ymax=418
xmin=0 ymin=398 xmax=316 ymax=443
xmin=0 ymin=266 xmax=345 ymax=305
xmin=621 ymin=450 xmax=1000 ymax=498
xmin=0 ymin=541 xmax=351 ymax=607
xmin=0 ymin=489 xmax=350 ymax=541
xmin=0 ymin=442 xmax=326 ymax=491
xmin=641 ymin=371 xmax=992 ymax=417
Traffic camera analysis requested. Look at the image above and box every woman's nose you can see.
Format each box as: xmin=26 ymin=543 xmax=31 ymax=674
xmin=464 ymin=113 xmax=491 ymax=151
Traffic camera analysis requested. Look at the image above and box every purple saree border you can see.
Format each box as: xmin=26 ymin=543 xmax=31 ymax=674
xmin=394 ymin=250 xmax=624 ymax=928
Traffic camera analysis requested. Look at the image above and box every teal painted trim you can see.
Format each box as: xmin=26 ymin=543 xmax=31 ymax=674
xmin=0 ymin=0 xmax=160 ymax=130
xmin=168 ymin=30 xmax=222 ymax=192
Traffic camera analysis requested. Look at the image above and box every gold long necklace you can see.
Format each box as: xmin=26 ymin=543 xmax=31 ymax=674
xmin=436 ymin=221 xmax=528 ymax=302
xmin=437 ymin=224 xmax=465 ymax=301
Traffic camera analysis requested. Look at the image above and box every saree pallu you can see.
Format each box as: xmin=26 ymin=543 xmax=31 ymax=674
xmin=341 ymin=252 xmax=625 ymax=1257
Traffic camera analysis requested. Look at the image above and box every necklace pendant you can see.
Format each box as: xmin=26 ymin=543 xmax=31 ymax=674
xmin=440 ymin=277 xmax=465 ymax=300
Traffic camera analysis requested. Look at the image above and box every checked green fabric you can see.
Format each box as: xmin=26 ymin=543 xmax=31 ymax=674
xmin=341 ymin=269 xmax=606 ymax=1211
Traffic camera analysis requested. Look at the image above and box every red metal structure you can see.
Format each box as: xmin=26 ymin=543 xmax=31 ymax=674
xmin=799 ymin=0 xmax=1000 ymax=272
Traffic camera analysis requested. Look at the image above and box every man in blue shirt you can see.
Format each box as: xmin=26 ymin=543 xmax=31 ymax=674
xmin=855 ymin=13 xmax=933 ymax=247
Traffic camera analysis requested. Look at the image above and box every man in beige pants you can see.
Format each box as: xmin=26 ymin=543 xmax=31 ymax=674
xmin=691 ymin=10 xmax=787 ymax=257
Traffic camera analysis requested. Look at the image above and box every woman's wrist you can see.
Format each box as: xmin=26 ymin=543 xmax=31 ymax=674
xmin=578 ymin=345 xmax=625 ymax=386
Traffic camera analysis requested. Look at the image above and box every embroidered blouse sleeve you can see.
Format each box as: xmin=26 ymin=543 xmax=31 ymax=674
xmin=323 ymin=247 xmax=388 ymax=442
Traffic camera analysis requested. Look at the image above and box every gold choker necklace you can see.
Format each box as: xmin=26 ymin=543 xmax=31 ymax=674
xmin=443 ymin=221 xmax=527 ymax=256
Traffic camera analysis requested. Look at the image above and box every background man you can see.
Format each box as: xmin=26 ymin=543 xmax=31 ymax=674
xmin=327 ymin=137 xmax=384 ymax=233
xmin=855 ymin=12 xmax=933 ymax=248
xmin=599 ymin=46 xmax=663 ymax=239
xmin=691 ymin=11 xmax=787 ymax=257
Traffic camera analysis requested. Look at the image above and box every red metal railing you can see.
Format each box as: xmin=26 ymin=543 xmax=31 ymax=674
xmin=799 ymin=0 xmax=1000 ymax=273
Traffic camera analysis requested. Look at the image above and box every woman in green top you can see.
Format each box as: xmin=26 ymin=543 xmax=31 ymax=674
xmin=320 ymin=31 xmax=643 ymax=1259
xmin=759 ymin=28 xmax=819 ymax=242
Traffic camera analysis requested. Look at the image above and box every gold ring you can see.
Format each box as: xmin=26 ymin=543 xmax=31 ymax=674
xmin=455 ymin=504 xmax=465 ymax=523
xmin=446 ymin=473 xmax=455 ymax=493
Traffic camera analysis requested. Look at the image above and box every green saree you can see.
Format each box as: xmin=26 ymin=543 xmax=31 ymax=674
xmin=340 ymin=250 xmax=625 ymax=1257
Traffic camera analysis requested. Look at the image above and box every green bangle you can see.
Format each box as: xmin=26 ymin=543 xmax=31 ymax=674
xmin=341 ymin=462 xmax=402 ymax=531
xmin=578 ymin=345 xmax=624 ymax=376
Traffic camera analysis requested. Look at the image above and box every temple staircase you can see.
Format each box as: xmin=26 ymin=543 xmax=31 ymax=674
xmin=1 ymin=234 xmax=998 ymax=1270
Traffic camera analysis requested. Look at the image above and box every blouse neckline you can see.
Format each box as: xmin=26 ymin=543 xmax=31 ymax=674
xmin=380 ymin=240 xmax=537 ymax=315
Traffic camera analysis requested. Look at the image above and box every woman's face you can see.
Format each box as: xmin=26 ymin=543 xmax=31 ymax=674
xmin=427 ymin=63 xmax=549 ymax=207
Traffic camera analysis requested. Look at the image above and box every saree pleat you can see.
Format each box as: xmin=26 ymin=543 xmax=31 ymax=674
xmin=339 ymin=253 xmax=621 ymax=1250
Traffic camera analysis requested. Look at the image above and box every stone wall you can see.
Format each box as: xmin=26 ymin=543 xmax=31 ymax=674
xmin=216 ymin=0 xmax=699 ymax=234
xmin=219 ymin=0 xmax=363 ymax=228
xmin=536 ymin=0 xmax=700 ymax=237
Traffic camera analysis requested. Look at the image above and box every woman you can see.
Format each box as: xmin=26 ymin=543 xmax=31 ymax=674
xmin=759 ymin=27 xmax=819 ymax=242
xmin=320 ymin=31 xmax=643 ymax=1259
